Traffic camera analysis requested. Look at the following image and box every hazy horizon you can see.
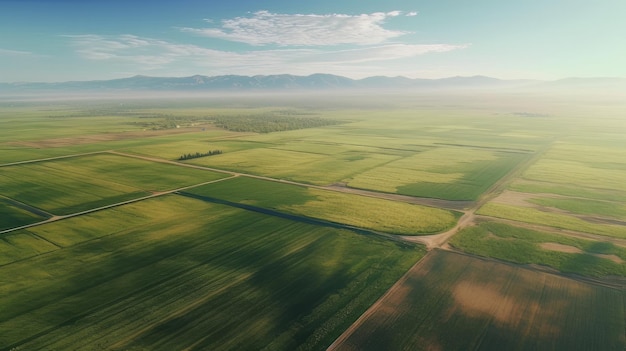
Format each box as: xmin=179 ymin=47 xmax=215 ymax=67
xmin=1 ymin=1 xmax=625 ymax=83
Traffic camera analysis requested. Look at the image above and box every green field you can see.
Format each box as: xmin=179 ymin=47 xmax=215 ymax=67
xmin=0 ymin=153 xmax=226 ymax=215
xmin=450 ymin=222 xmax=626 ymax=277
xmin=331 ymin=250 xmax=625 ymax=351
xmin=186 ymin=145 xmax=402 ymax=185
xmin=348 ymin=147 xmax=529 ymax=200
xmin=1 ymin=94 xmax=625 ymax=350
xmin=477 ymin=203 xmax=626 ymax=239
xmin=0 ymin=231 xmax=59 ymax=265
xmin=0 ymin=195 xmax=425 ymax=350
xmin=0 ymin=199 xmax=46 ymax=231
xmin=185 ymin=177 xmax=460 ymax=235
xmin=528 ymin=197 xmax=626 ymax=219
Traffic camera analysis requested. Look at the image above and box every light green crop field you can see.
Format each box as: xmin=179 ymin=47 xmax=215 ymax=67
xmin=332 ymin=250 xmax=625 ymax=351
xmin=527 ymin=197 xmax=626 ymax=219
xmin=450 ymin=222 xmax=626 ymax=277
xmin=477 ymin=203 xmax=626 ymax=239
xmin=0 ymin=153 xmax=226 ymax=215
xmin=0 ymin=195 xmax=425 ymax=351
xmin=187 ymin=147 xmax=401 ymax=185
xmin=185 ymin=177 xmax=460 ymax=234
xmin=348 ymin=147 xmax=529 ymax=200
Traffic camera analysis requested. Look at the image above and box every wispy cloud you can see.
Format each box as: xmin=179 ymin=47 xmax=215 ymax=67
xmin=68 ymin=34 xmax=466 ymax=69
xmin=179 ymin=10 xmax=411 ymax=46
xmin=0 ymin=48 xmax=33 ymax=56
xmin=64 ymin=10 xmax=469 ymax=78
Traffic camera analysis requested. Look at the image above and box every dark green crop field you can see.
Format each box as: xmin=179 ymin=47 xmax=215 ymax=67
xmin=0 ymin=195 xmax=424 ymax=351
xmin=0 ymin=153 xmax=226 ymax=215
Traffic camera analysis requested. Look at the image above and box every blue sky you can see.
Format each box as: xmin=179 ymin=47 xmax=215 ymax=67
xmin=1 ymin=0 xmax=625 ymax=82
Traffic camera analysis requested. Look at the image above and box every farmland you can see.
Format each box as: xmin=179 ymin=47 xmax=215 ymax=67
xmin=0 ymin=195 xmax=425 ymax=350
xmin=0 ymin=153 xmax=226 ymax=215
xmin=449 ymin=222 xmax=626 ymax=277
xmin=330 ymin=250 xmax=625 ymax=351
xmin=1 ymin=92 xmax=625 ymax=350
xmin=185 ymin=177 xmax=460 ymax=235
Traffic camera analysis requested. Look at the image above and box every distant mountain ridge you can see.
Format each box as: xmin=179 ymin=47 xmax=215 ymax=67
xmin=1 ymin=74 xmax=624 ymax=92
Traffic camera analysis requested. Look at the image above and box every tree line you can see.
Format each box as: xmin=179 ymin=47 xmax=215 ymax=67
xmin=178 ymin=150 xmax=223 ymax=161
xmin=211 ymin=114 xmax=343 ymax=133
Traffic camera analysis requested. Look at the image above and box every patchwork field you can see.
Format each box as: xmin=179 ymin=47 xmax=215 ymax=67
xmin=0 ymin=198 xmax=46 ymax=231
xmin=450 ymin=222 xmax=626 ymax=277
xmin=478 ymin=203 xmax=626 ymax=239
xmin=347 ymin=147 xmax=529 ymax=200
xmin=184 ymin=177 xmax=460 ymax=235
xmin=1 ymin=93 xmax=625 ymax=350
xmin=330 ymin=250 xmax=625 ymax=351
xmin=0 ymin=153 xmax=226 ymax=215
xmin=0 ymin=195 xmax=425 ymax=351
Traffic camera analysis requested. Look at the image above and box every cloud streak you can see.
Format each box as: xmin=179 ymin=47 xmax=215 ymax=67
xmin=0 ymin=48 xmax=33 ymax=56
xmin=67 ymin=34 xmax=466 ymax=73
xmin=180 ymin=10 xmax=411 ymax=46
xmin=64 ymin=10 xmax=469 ymax=78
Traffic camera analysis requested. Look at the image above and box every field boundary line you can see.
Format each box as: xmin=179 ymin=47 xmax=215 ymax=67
xmin=110 ymin=150 xmax=471 ymax=211
xmin=176 ymin=191 xmax=413 ymax=245
xmin=0 ymin=176 xmax=237 ymax=236
xmin=0 ymin=150 xmax=109 ymax=167
xmin=442 ymin=248 xmax=626 ymax=290
xmin=0 ymin=195 xmax=54 ymax=218
xmin=474 ymin=214 xmax=626 ymax=247
xmin=326 ymin=250 xmax=434 ymax=350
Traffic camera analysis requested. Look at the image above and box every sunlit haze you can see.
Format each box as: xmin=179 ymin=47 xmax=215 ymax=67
xmin=1 ymin=0 xmax=625 ymax=82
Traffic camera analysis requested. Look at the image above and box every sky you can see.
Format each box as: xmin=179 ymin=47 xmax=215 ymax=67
xmin=1 ymin=0 xmax=625 ymax=82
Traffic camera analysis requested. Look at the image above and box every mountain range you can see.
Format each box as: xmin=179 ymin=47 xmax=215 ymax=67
xmin=1 ymin=74 xmax=624 ymax=92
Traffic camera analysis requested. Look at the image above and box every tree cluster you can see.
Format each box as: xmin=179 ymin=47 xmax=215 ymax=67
xmin=178 ymin=150 xmax=223 ymax=161
xmin=211 ymin=114 xmax=343 ymax=133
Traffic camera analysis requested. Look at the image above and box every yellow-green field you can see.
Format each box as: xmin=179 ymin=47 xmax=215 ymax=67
xmin=186 ymin=177 xmax=460 ymax=235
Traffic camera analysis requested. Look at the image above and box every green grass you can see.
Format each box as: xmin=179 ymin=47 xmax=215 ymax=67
xmin=0 ymin=195 xmax=425 ymax=351
xmin=0 ymin=153 xmax=226 ymax=215
xmin=450 ymin=222 xmax=626 ymax=277
xmin=477 ymin=203 xmax=626 ymax=239
xmin=333 ymin=250 xmax=625 ymax=351
xmin=186 ymin=177 xmax=460 ymax=234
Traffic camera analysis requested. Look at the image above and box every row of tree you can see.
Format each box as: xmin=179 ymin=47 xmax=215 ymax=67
xmin=211 ymin=114 xmax=343 ymax=133
xmin=178 ymin=150 xmax=223 ymax=161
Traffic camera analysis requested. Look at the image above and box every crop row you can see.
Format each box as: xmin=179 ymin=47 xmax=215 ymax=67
xmin=0 ymin=153 xmax=225 ymax=215
xmin=332 ymin=250 xmax=625 ymax=350
xmin=0 ymin=195 xmax=424 ymax=350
